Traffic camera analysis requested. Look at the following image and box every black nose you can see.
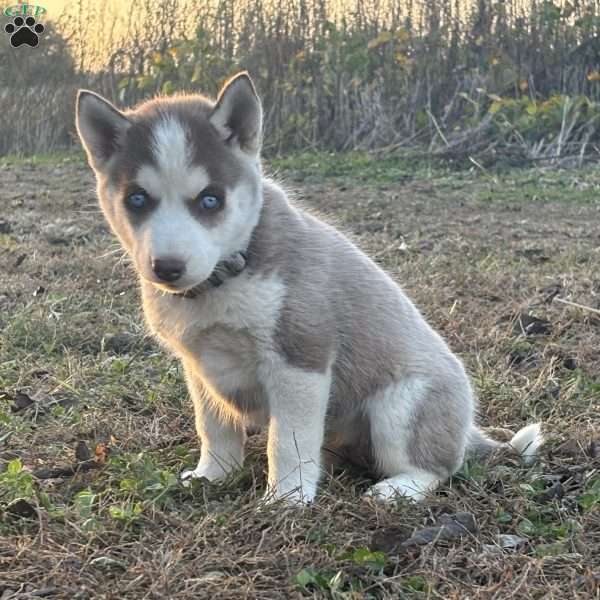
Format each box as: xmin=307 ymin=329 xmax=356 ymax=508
xmin=152 ymin=257 xmax=186 ymax=282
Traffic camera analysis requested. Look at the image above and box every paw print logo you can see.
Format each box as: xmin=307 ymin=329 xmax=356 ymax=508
xmin=4 ymin=16 xmax=45 ymax=48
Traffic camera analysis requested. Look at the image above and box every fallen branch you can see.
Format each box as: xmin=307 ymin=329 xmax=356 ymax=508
xmin=554 ymin=297 xmax=600 ymax=316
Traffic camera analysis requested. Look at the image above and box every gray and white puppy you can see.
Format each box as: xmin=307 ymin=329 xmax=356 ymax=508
xmin=76 ymin=72 xmax=542 ymax=504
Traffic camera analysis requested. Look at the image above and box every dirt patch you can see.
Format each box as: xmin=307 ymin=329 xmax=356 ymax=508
xmin=1 ymin=159 xmax=599 ymax=599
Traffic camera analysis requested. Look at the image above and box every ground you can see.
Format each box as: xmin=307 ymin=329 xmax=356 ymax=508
xmin=0 ymin=153 xmax=599 ymax=599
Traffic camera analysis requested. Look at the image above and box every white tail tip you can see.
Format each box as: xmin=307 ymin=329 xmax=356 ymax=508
xmin=509 ymin=423 xmax=543 ymax=465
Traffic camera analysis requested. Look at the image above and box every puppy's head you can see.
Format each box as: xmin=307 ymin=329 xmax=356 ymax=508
xmin=76 ymin=73 xmax=262 ymax=293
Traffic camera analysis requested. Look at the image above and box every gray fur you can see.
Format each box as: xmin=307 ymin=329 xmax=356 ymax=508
xmin=248 ymin=182 xmax=473 ymax=476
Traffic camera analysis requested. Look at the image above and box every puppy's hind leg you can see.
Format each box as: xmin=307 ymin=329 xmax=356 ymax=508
xmin=365 ymin=377 xmax=470 ymax=502
xmin=366 ymin=469 xmax=442 ymax=502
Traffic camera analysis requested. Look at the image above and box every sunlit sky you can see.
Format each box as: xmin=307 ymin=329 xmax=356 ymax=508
xmin=33 ymin=0 xmax=114 ymax=19
xmin=39 ymin=0 xmax=69 ymax=13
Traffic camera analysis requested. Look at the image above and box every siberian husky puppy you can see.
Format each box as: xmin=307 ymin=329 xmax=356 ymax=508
xmin=76 ymin=72 xmax=542 ymax=504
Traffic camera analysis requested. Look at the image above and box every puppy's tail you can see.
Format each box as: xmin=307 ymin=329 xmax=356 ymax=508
xmin=467 ymin=423 xmax=543 ymax=465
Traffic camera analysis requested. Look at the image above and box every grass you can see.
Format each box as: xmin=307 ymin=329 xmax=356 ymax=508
xmin=0 ymin=153 xmax=599 ymax=598
xmin=0 ymin=150 xmax=85 ymax=167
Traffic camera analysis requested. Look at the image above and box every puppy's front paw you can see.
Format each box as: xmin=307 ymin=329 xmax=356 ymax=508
xmin=180 ymin=468 xmax=206 ymax=488
xmin=179 ymin=464 xmax=226 ymax=487
xmin=260 ymin=484 xmax=316 ymax=508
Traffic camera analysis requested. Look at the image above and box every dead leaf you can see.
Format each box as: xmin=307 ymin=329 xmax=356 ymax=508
xmin=75 ymin=441 xmax=92 ymax=463
xmin=94 ymin=443 xmax=109 ymax=464
xmin=30 ymin=369 xmax=50 ymax=379
xmin=104 ymin=332 xmax=137 ymax=354
xmin=402 ymin=512 xmax=478 ymax=547
xmin=541 ymin=282 xmax=562 ymax=304
xmin=498 ymin=533 xmax=527 ymax=550
xmin=3 ymin=390 xmax=34 ymax=412
xmin=370 ymin=525 xmax=413 ymax=553
xmin=12 ymin=253 xmax=27 ymax=269
xmin=534 ymin=482 xmax=564 ymax=503
xmin=371 ymin=512 xmax=477 ymax=554
xmin=515 ymin=248 xmax=549 ymax=263
xmin=28 ymin=587 xmax=59 ymax=597
xmin=6 ymin=498 xmax=37 ymax=519
xmin=513 ymin=312 xmax=552 ymax=336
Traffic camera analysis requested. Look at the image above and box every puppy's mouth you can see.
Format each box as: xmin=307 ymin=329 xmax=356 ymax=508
xmin=152 ymin=280 xmax=200 ymax=294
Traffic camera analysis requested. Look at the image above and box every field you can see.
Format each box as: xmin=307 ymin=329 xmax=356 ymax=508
xmin=1 ymin=154 xmax=599 ymax=599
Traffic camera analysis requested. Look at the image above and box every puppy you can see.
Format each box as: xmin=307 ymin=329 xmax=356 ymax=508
xmin=76 ymin=72 xmax=542 ymax=504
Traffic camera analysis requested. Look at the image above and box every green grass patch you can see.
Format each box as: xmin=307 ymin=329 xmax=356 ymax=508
xmin=268 ymin=150 xmax=448 ymax=184
xmin=0 ymin=150 xmax=85 ymax=167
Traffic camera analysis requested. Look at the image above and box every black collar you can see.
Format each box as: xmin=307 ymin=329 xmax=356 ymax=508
xmin=174 ymin=250 xmax=248 ymax=299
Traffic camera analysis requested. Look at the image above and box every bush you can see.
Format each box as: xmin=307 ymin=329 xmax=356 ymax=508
xmin=3 ymin=0 xmax=600 ymax=160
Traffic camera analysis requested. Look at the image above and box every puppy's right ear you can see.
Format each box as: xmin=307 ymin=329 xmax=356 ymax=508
xmin=76 ymin=90 xmax=131 ymax=171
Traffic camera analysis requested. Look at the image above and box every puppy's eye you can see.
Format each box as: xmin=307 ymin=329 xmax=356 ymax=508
xmin=198 ymin=190 xmax=223 ymax=211
xmin=126 ymin=191 xmax=148 ymax=210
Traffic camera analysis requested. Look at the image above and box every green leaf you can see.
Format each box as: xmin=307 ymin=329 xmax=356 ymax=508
xmin=73 ymin=489 xmax=95 ymax=519
xmin=368 ymin=31 xmax=393 ymax=49
xmin=293 ymin=568 xmax=330 ymax=590
xmin=119 ymin=478 xmax=138 ymax=492
xmin=535 ymin=541 xmax=567 ymax=557
xmin=348 ymin=547 xmax=387 ymax=570
xmin=7 ymin=458 xmax=22 ymax=476
xmin=190 ymin=65 xmax=203 ymax=83
xmin=136 ymin=75 xmax=154 ymax=90
xmin=497 ymin=511 xmax=513 ymax=524
xmin=403 ymin=575 xmax=428 ymax=592
xmin=579 ymin=478 xmax=600 ymax=511
xmin=517 ymin=518 xmax=537 ymax=536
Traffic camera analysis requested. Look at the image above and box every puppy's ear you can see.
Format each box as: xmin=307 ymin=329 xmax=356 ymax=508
xmin=209 ymin=72 xmax=262 ymax=156
xmin=76 ymin=90 xmax=131 ymax=171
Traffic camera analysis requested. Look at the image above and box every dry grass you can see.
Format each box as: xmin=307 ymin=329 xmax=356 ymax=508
xmin=3 ymin=0 xmax=600 ymax=156
xmin=0 ymin=154 xmax=599 ymax=599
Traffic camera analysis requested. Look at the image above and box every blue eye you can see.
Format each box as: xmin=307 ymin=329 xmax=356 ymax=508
xmin=126 ymin=191 xmax=148 ymax=210
xmin=199 ymin=193 xmax=221 ymax=210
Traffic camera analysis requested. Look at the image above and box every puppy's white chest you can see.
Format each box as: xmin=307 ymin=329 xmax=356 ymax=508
xmin=188 ymin=325 xmax=260 ymax=395
xmin=142 ymin=274 xmax=286 ymax=396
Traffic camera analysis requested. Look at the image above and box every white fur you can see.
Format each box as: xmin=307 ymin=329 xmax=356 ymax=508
xmin=181 ymin=373 xmax=246 ymax=485
xmin=134 ymin=174 xmax=221 ymax=289
xmin=131 ymin=117 xmax=263 ymax=292
xmin=143 ymin=273 xmax=286 ymax=354
xmin=366 ymin=468 xmax=442 ymax=502
xmin=151 ymin=275 xmax=331 ymax=503
xmin=136 ymin=164 xmax=210 ymax=203
xmin=258 ymin=359 xmax=330 ymax=504
xmin=365 ymin=378 xmax=447 ymax=501
xmin=151 ymin=117 xmax=191 ymax=181
xmin=509 ymin=423 xmax=543 ymax=465
xmin=367 ymin=378 xmax=428 ymax=473
xmin=214 ymin=181 xmax=263 ymax=258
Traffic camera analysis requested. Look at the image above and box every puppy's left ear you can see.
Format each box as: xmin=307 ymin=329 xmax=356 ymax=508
xmin=209 ymin=72 xmax=262 ymax=156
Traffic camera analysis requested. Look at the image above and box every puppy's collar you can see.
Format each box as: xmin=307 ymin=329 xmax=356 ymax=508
xmin=174 ymin=250 xmax=248 ymax=299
